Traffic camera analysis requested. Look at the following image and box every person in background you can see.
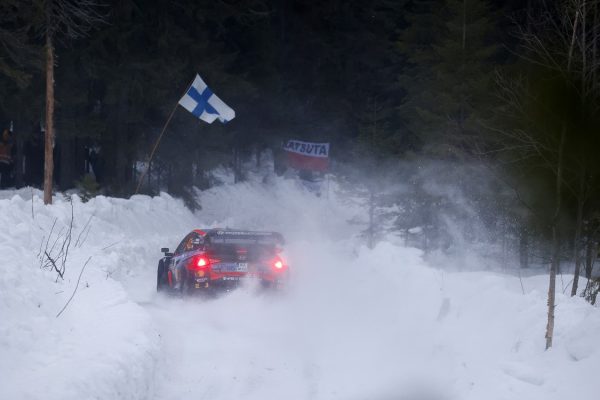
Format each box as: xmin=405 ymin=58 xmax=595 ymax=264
xmin=0 ymin=128 xmax=14 ymax=188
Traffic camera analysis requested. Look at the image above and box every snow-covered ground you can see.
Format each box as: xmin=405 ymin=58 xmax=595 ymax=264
xmin=1 ymin=171 xmax=598 ymax=400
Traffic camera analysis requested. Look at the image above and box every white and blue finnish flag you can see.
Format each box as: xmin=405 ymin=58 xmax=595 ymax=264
xmin=178 ymin=74 xmax=235 ymax=124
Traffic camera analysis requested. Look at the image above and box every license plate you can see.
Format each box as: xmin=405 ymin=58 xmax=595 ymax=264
xmin=220 ymin=262 xmax=248 ymax=272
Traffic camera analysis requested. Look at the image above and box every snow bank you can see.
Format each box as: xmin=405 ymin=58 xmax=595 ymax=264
xmin=0 ymin=190 xmax=198 ymax=400
xmin=1 ymin=170 xmax=598 ymax=400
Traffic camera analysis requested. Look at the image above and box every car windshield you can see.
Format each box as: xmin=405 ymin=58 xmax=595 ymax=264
xmin=208 ymin=242 xmax=279 ymax=262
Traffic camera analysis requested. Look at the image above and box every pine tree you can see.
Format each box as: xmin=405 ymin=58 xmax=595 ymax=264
xmin=27 ymin=0 xmax=105 ymax=204
xmin=398 ymin=0 xmax=499 ymax=157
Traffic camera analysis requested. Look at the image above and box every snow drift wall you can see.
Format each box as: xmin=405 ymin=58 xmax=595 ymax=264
xmin=0 ymin=190 xmax=197 ymax=400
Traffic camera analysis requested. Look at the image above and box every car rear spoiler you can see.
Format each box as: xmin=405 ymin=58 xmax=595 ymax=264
xmin=206 ymin=230 xmax=285 ymax=245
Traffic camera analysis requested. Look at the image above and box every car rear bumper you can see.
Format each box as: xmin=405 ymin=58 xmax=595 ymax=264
xmin=187 ymin=272 xmax=286 ymax=291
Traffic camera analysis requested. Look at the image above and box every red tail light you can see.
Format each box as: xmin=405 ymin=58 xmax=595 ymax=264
xmin=273 ymin=256 xmax=286 ymax=271
xmin=187 ymin=254 xmax=219 ymax=270
xmin=197 ymin=257 xmax=208 ymax=267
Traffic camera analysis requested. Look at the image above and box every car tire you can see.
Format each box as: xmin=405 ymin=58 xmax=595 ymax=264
xmin=181 ymin=270 xmax=196 ymax=296
xmin=157 ymin=259 xmax=167 ymax=292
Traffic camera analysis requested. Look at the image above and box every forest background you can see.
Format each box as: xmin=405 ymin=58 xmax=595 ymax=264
xmin=1 ymin=0 xmax=600 ymax=312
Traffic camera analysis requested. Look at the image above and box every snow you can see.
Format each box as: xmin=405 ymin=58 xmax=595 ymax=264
xmin=0 ymin=172 xmax=598 ymax=400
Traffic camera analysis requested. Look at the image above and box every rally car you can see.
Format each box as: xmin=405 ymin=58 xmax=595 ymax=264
xmin=156 ymin=229 xmax=289 ymax=294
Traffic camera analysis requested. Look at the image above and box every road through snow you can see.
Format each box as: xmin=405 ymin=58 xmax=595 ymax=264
xmin=147 ymin=291 xmax=323 ymax=400
xmin=134 ymin=244 xmax=598 ymax=400
xmin=135 ymin=246 xmax=451 ymax=400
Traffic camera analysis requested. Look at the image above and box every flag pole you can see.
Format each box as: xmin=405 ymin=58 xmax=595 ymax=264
xmin=134 ymin=103 xmax=179 ymax=194
xmin=134 ymin=77 xmax=195 ymax=194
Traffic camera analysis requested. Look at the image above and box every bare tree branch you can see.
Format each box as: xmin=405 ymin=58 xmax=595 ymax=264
xmin=56 ymin=256 xmax=92 ymax=318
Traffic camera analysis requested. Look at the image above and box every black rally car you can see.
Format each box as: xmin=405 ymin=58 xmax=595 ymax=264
xmin=157 ymin=229 xmax=289 ymax=294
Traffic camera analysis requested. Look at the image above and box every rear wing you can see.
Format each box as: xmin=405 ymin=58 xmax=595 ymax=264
xmin=205 ymin=230 xmax=285 ymax=246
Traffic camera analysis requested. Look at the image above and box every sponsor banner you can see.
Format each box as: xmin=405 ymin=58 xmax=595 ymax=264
xmin=282 ymin=139 xmax=330 ymax=171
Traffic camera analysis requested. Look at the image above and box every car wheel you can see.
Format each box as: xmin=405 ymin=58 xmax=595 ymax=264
xmin=181 ymin=270 xmax=197 ymax=296
xmin=157 ymin=260 xmax=167 ymax=292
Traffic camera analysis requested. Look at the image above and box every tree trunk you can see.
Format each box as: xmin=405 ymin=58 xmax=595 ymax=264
xmin=233 ymin=147 xmax=242 ymax=183
xmin=368 ymin=189 xmax=375 ymax=250
xmin=43 ymin=32 xmax=55 ymax=205
xmin=546 ymin=127 xmax=565 ymax=350
xmin=116 ymin=90 xmax=129 ymax=193
xmin=572 ymin=0 xmax=593 ymax=296
xmin=593 ymin=1 xmax=598 ymax=93
xmin=585 ymin=239 xmax=594 ymax=279
xmin=546 ymin=225 xmax=558 ymax=350
xmin=571 ymin=172 xmax=585 ymax=296
xmin=567 ymin=11 xmax=580 ymax=71
xmin=459 ymin=0 xmax=467 ymax=131
xmin=14 ymin=118 xmax=24 ymax=188
xmin=582 ymin=1 xmax=587 ymax=99
xmin=108 ymin=85 xmax=130 ymax=195
xmin=519 ymin=227 xmax=529 ymax=269
xmin=233 ymin=148 xmax=238 ymax=183
xmin=546 ymin=3 xmax=581 ymax=348
xmin=59 ymin=136 xmax=85 ymax=190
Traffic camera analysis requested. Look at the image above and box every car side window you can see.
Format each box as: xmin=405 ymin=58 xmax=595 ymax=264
xmin=190 ymin=234 xmax=205 ymax=251
xmin=175 ymin=233 xmax=193 ymax=255
xmin=183 ymin=235 xmax=195 ymax=252
xmin=184 ymin=232 xmax=205 ymax=252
